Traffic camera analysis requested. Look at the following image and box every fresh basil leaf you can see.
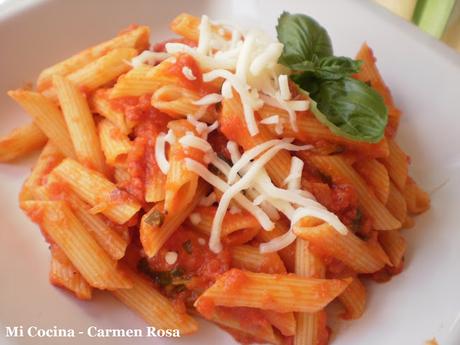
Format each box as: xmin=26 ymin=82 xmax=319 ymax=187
xmin=314 ymin=56 xmax=362 ymax=80
xmin=277 ymin=12 xmax=333 ymax=67
xmin=296 ymin=79 xmax=387 ymax=143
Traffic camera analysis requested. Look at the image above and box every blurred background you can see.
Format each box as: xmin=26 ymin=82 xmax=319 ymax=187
xmin=375 ymin=0 xmax=460 ymax=52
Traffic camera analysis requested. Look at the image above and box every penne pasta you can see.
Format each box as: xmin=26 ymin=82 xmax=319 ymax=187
xmin=354 ymin=43 xmax=401 ymax=137
xmin=354 ymin=159 xmax=390 ymax=204
xmin=195 ymin=269 xmax=351 ymax=313
xmin=220 ymin=96 xmax=292 ymax=186
xmin=37 ymin=25 xmax=150 ymax=91
xmin=98 ymin=118 xmax=132 ymax=166
xmin=190 ymin=206 xmax=261 ymax=246
xmin=49 ymin=245 xmax=92 ymax=300
xmin=263 ymin=310 xmax=296 ymax=337
xmin=294 ymin=238 xmax=328 ymax=345
xmin=258 ymin=105 xmax=390 ymax=159
xmin=379 ymin=230 xmax=407 ymax=267
xmin=206 ymin=307 xmax=282 ymax=345
xmin=293 ymin=223 xmax=390 ymax=273
xmin=231 ymin=244 xmax=286 ymax=274
xmin=43 ymin=48 xmax=138 ymax=101
xmin=51 ymin=158 xmax=141 ymax=224
xmin=0 ymin=122 xmax=47 ymax=162
xmin=140 ymin=180 xmax=208 ymax=257
xmin=112 ymin=268 xmax=198 ymax=334
xmin=19 ymin=142 xmax=64 ymax=203
xmin=90 ymin=89 xmax=131 ymax=134
xmin=386 ymin=182 xmax=407 ymax=222
xmin=8 ymin=90 xmax=76 ymax=158
xmin=306 ymin=154 xmax=401 ymax=230
xmin=403 ymin=177 xmax=430 ymax=214
xmin=54 ymin=75 xmax=107 ymax=173
xmin=22 ymin=200 xmax=132 ymax=290
xmin=338 ymin=277 xmax=367 ymax=320
xmin=379 ymin=139 xmax=409 ymax=191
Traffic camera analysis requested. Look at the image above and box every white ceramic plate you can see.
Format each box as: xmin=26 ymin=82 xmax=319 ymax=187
xmin=1 ymin=0 xmax=460 ymax=344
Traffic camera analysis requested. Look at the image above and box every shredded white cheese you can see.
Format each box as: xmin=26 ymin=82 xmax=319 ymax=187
xmin=131 ymin=51 xmax=170 ymax=68
xmin=189 ymin=212 xmax=202 ymax=226
xmin=179 ymin=133 xmax=213 ymax=152
xmin=229 ymin=205 xmax=242 ymax=214
xmin=260 ymin=115 xmax=280 ymax=125
xmin=284 ymin=156 xmax=304 ymax=190
xmin=278 ymin=75 xmax=291 ymax=101
xmin=155 ymin=132 xmax=170 ymax=174
xmin=182 ymin=66 xmax=196 ymax=80
xmin=192 ymin=93 xmax=224 ymax=106
xmin=165 ymin=251 xmax=178 ymax=265
xmin=199 ymin=192 xmax=217 ymax=206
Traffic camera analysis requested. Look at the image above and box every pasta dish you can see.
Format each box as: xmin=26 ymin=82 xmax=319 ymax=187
xmin=1 ymin=12 xmax=430 ymax=345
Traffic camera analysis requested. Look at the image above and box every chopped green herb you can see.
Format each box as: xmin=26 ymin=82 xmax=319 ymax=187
xmin=352 ymin=208 xmax=363 ymax=232
xmin=182 ymin=240 xmax=193 ymax=254
xmin=174 ymin=284 xmax=187 ymax=293
xmin=144 ymin=209 xmax=165 ymax=227
xmin=318 ymin=171 xmax=333 ymax=185
xmin=171 ymin=267 xmax=184 ymax=277
xmin=137 ymin=258 xmax=172 ymax=287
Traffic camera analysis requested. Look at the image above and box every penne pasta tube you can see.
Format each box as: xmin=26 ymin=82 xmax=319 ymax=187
xmin=170 ymin=13 xmax=230 ymax=42
xmin=140 ymin=180 xmax=208 ymax=257
xmin=195 ymin=269 xmax=351 ymax=313
xmin=231 ymin=244 xmax=286 ymax=274
xmin=90 ymin=89 xmax=130 ymax=134
xmin=189 ymin=206 xmax=261 ymax=246
xmin=98 ymin=118 xmax=132 ymax=166
xmin=294 ymin=238 xmax=327 ymax=345
xmin=354 ymin=159 xmax=390 ymax=204
xmin=43 ymin=48 xmax=138 ymax=101
xmin=49 ymin=245 xmax=92 ymax=300
xmin=386 ymin=182 xmax=407 ymax=222
xmin=220 ymin=96 xmax=292 ymax=186
xmin=403 ymin=177 xmax=430 ymax=214
xmin=337 ymin=277 xmax=367 ymax=320
xmin=354 ymin=43 xmax=401 ymax=137
xmin=206 ymin=307 xmax=282 ymax=345
xmin=379 ymin=230 xmax=407 ymax=267
xmin=20 ymin=142 xmax=64 ymax=203
xmin=0 ymin=122 xmax=47 ymax=162
xmin=53 ymin=75 xmax=107 ymax=173
xmin=51 ymin=158 xmax=141 ymax=224
xmin=37 ymin=25 xmax=150 ymax=91
xmin=263 ymin=310 xmax=296 ymax=337
xmin=306 ymin=154 xmax=401 ymax=230
xmin=258 ymin=105 xmax=390 ymax=159
xmin=8 ymin=90 xmax=76 ymax=158
xmin=34 ymin=177 xmax=129 ymax=261
xmin=379 ymin=138 xmax=409 ymax=191
xmin=112 ymin=268 xmax=198 ymax=335
xmin=293 ymin=223 xmax=390 ymax=273
xmin=22 ymin=200 xmax=132 ymax=290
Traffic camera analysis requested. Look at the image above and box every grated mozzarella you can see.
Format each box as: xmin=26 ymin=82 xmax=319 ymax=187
xmin=200 ymin=192 xmax=217 ymax=206
xmin=189 ymin=212 xmax=202 ymax=226
xmin=260 ymin=115 xmax=280 ymax=125
xmin=165 ymin=251 xmax=178 ymax=265
xmin=192 ymin=93 xmax=224 ymax=106
xmin=250 ymin=43 xmax=284 ymax=76
xmin=179 ymin=133 xmax=213 ymax=152
xmin=284 ymin=156 xmax=304 ymax=190
xmin=259 ymin=230 xmax=297 ymax=253
xmin=203 ymin=69 xmax=259 ymax=136
xmin=227 ymin=141 xmax=241 ymax=164
xmin=165 ymin=43 xmax=236 ymax=70
xmin=155 ymin=132 xmax=170 ymax=174
xmin=197 ymin=15 xmax=212 ymax=55
xmin=278 ymin=75 xmax=291 ymax=101
xmin=236 ymin=30 xmax=257 ymax=83
xmin=221 ymin=80 xmax=233 ymax=99
xmin=131 ymin=51 xmax=170 ymax=68
xmin=291 ymin=206 xmax=348 ymax=235
xmin=229 ymin=205 xmax=242 ymax=214
xmin=182 ymin=66 xmax=196 ymax=80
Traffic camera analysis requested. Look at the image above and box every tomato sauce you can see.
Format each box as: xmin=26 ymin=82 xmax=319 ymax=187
xmin=147 ymin=227 xmax=231 ymax=295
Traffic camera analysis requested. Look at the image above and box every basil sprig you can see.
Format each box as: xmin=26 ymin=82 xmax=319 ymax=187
xmin=277 ymin=12 xmax=388 ymax=143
